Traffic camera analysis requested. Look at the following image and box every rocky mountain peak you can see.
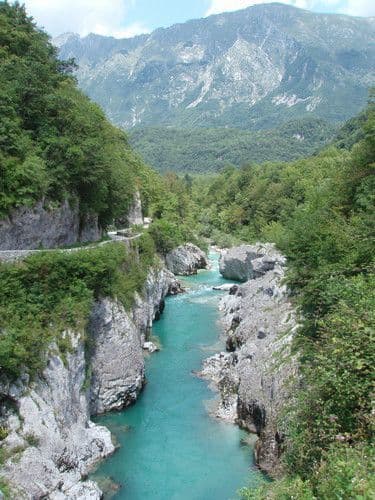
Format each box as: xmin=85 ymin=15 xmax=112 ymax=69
xmin=56 ymin=3 xmax=375 ymax=130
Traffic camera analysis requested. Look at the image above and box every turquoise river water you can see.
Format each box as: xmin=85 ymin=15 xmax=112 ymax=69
xmin=93 ymin=252 xmax=263 ymax=499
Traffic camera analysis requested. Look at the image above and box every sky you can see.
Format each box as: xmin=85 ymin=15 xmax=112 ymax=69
xmin=20 ymin=0 xmax=375 ymax=39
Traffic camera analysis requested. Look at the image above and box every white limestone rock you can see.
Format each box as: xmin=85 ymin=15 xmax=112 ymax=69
xmin=204 ymin=244 xmax=298 ymax=474
xmin=0 ymin=332 xmax=114 ymax=499
xmin=89 ymin=299 xmax=145 ymax=415
xmin=166 ymin=243 xmax=207 ymax=276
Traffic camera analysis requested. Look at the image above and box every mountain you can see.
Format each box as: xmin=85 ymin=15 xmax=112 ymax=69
xmin=129 ymin=118 xmax=336 ymax=173
xmin=56 ymin=3 xmax=375 ymax=131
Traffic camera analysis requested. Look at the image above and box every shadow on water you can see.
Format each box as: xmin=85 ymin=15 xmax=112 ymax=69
xmin=92 ymin=252 xmax=264 ymax=499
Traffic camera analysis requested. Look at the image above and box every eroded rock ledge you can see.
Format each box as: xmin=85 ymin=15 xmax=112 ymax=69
xmin=200 ymin=243 xmax=298 ymax=474
xmin=0 ymin=199 xmax=102 ymax=251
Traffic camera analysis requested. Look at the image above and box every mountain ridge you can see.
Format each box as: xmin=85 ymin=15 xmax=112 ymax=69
xmin=56 ymin=3 xmax=374 ymax=131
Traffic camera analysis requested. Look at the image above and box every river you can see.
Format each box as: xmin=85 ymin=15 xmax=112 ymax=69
xmin=93 ymin=252 xmax=263 ymax=499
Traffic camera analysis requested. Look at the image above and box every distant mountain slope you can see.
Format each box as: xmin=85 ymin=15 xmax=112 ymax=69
xmin=56 ymin=3 xmax=374 ymax=130
xmin=128 ymin=118 xmax=336 ymax=173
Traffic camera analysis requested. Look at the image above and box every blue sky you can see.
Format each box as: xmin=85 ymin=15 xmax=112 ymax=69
xmin=21 ymin=1 xmax=375 ymax=39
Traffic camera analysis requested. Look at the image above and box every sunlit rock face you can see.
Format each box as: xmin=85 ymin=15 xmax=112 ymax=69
xmin=56 ymin=4 xmax=374 ymax=130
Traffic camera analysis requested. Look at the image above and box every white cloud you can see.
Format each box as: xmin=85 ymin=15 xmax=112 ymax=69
xmin=106 ymin=22 xmax=149 ymax=39
xmin=20 ymin=0 xmax=149 ymax=38
xmin=205 ymin=0 xmax=308 ymax=16
xmin=205 ymin=0 xmax=375 ymax=17
xmin=343 ymin=1 xmax=375 ymax=17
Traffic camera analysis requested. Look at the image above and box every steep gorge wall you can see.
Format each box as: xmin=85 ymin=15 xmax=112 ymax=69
xmin=89 ymin=267 xmax=179 ymax=415
xmin=0 ymin=262 xmax=179 ymax=499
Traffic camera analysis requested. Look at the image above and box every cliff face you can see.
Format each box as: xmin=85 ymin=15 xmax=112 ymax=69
xmin=0 ymin=262 xmax=179 ymax=498
xmin=0 ymin=200 xmax=102 ymax=251
xmin=89 ymin=266 xmax=178 ymax=415
xmin=0 ymin=332 xmax=114 ymax=499
xmin=201 ymin=244 xmax=298 ymax=474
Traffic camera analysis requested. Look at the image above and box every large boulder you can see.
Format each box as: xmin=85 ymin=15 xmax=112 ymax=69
xmin=165 ymin=243 xmax=207 ymax=276
xmin=219 ymin=243 xmax=285 ymax=281
xmin=219 ymin=245 xmax=259 ymax=281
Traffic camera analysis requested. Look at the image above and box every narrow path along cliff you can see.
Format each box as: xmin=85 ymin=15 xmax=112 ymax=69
xmin=92 ymin=251 xmax=264 ymax=499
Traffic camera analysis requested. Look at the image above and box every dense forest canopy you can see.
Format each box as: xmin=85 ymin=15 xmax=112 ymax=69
xmin=129 ymin=119 xmax=336 ymax=173
xmin=0 ymin=1 xmax=152 ymax=225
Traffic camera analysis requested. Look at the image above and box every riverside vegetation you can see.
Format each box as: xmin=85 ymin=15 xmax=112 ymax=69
xmin=0 ymin=1 xmax=374 ymax=498
xmin=189 ymin=97 xmax=374 ymax=498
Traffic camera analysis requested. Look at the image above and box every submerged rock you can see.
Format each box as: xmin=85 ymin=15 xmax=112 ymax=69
xmin=165 ymin=243 xmax=207 ymax=276
xmin=212 ymin=283 xmax=236 ymax=291
xmin=143 ymin=341 xmax=160 ymax=353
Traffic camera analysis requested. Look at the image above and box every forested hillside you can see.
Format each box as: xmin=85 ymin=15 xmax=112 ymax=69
xmin=129 ymin=118 xmax=335 ymax=173
xmin=189 ymin=98 xmax=375 ymax=498
xmin=0 ymin=1 xmax=147 ymax=225
xmin=0 ymin=1 xmax=199 ymax=383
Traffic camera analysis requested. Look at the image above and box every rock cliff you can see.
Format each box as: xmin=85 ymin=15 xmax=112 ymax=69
xmin=0 ymin=200 xmax=102 ymax=251
xmin=89 ymin=266 xmax=178 ymax=415
xmin=165 ymin=243 xmax=207 ymax=276
xmin=0 ymin=332 xmax=114 ymax=499
xmin=201 ymin=243 xmax=298 ymax=474
xmin=0 ymin=261 xmax=179 ymax=498
xmin=127 ymin=191 xmax=144 ymax=227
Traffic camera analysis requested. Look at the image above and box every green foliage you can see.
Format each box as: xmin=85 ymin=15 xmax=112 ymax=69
xmin=0 ymin=427 xmax=8 ymax=441
xmin=146 ymin=172 xmax=206 ymax=254
xmin=0 ymin=1 xmax=152 ymax=224
xmin=0 ymin=479 xmax=10 ymax=499
xmin=200 ymin=98 xmax=374 ymax=495
xmin=25 ymin=433 xmax=40 ymax=447
xmin=240 ymin=444 xmax=375 ymax=499
xmin=129 ymin=119 xmax=336 ymax=174
xmin=0 ymin=237 xmax=156 ymax=378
